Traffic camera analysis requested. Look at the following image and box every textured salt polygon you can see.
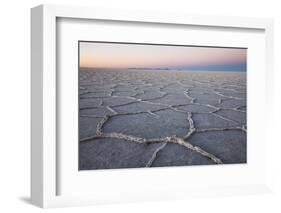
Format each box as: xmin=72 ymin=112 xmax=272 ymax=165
xmin=217 ymin=99 xmax=246 ymax=109
xmin=79 ymin=138 xmax=163 ymax=169
xmin=135 ymin=90 xmax=165 ymax=100
xmin=112 ymin=102 xmax=167 ymax=114
xmin=80 ymin=107 xmax=115 ymax=117
xmin=151 ymin=143 xmax=215 ymax=167
xmin=114 ymin=84 xmax=137 ymax=92
xmin=192 ymin=113 xmax=238 ymax=129
xmin=79 ymin=69 xmax=247 ymax=170
xmin=79 ymin=98 xmax=101 ymax=109
xmin=103 ymin=109 xmax=189 ymax=139
xmin=188 ymin=130 xmax=246 ymax=164
xmin=148 ymin=93 xmax=192 ymax=105
xmin=175 ymin=104 xmax=214 ymax=113
xmin=80 ymin=91 xmax=110 ymax=98
xmin=215 ymin=109 xmax=246 ymax=124
xmin=79 ymin=117 xmax=103 ymax=139
xmin=161 ymin=84 xmax=188 ymax=94
xmin=101 ymin=96 xmax=135 ymax=106
xmin=112 ymin=91 xmax=139 ymax=97
xmin=215 ymin=89 xmax=246 ymax=99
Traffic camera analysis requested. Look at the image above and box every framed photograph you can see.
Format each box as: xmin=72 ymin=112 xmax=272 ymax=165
xmin=78 ymin=41 xmax=247 ymax=170
xmin=31 ymin=4 xmax=274 ymax=208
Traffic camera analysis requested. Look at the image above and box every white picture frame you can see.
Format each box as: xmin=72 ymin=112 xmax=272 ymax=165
xmin=31 ymin=4 xmax=274 ymax=208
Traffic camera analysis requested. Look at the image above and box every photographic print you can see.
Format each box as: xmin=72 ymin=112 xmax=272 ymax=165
xmin=79 ymin=41 xmax=247 ymax=170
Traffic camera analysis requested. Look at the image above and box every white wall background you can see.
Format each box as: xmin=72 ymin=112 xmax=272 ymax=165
xmin=0 ymin=0 xmax=280 ymax=212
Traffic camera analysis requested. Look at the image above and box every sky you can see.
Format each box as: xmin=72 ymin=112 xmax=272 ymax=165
xmin=79 ymin=42 xmax=247 ymax=72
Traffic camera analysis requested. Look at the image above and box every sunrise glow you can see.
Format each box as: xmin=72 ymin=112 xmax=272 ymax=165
xmin=79 ymin=42 xmax=246 ymax=71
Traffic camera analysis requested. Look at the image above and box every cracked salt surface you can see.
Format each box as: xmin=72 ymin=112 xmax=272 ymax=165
xmin=79 ymin=69 xmax=246 ymax=170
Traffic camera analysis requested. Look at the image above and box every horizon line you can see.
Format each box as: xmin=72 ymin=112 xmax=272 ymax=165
xmin=79 ymin=67 xmax=246 ymax=72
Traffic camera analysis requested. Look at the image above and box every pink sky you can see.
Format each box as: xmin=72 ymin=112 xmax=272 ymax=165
xmin=79 ymin=42 xmax=246 ymax=69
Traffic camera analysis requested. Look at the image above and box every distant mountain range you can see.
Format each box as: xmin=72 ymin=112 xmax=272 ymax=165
xmin=128 ymin=67 xmax=170 ymax=70
xmin=127 ymin=63 xmax=246 ymax=72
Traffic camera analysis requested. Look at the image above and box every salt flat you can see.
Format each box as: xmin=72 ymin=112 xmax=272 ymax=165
xmin=79 ymin=68 xmax=246 ymax=170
